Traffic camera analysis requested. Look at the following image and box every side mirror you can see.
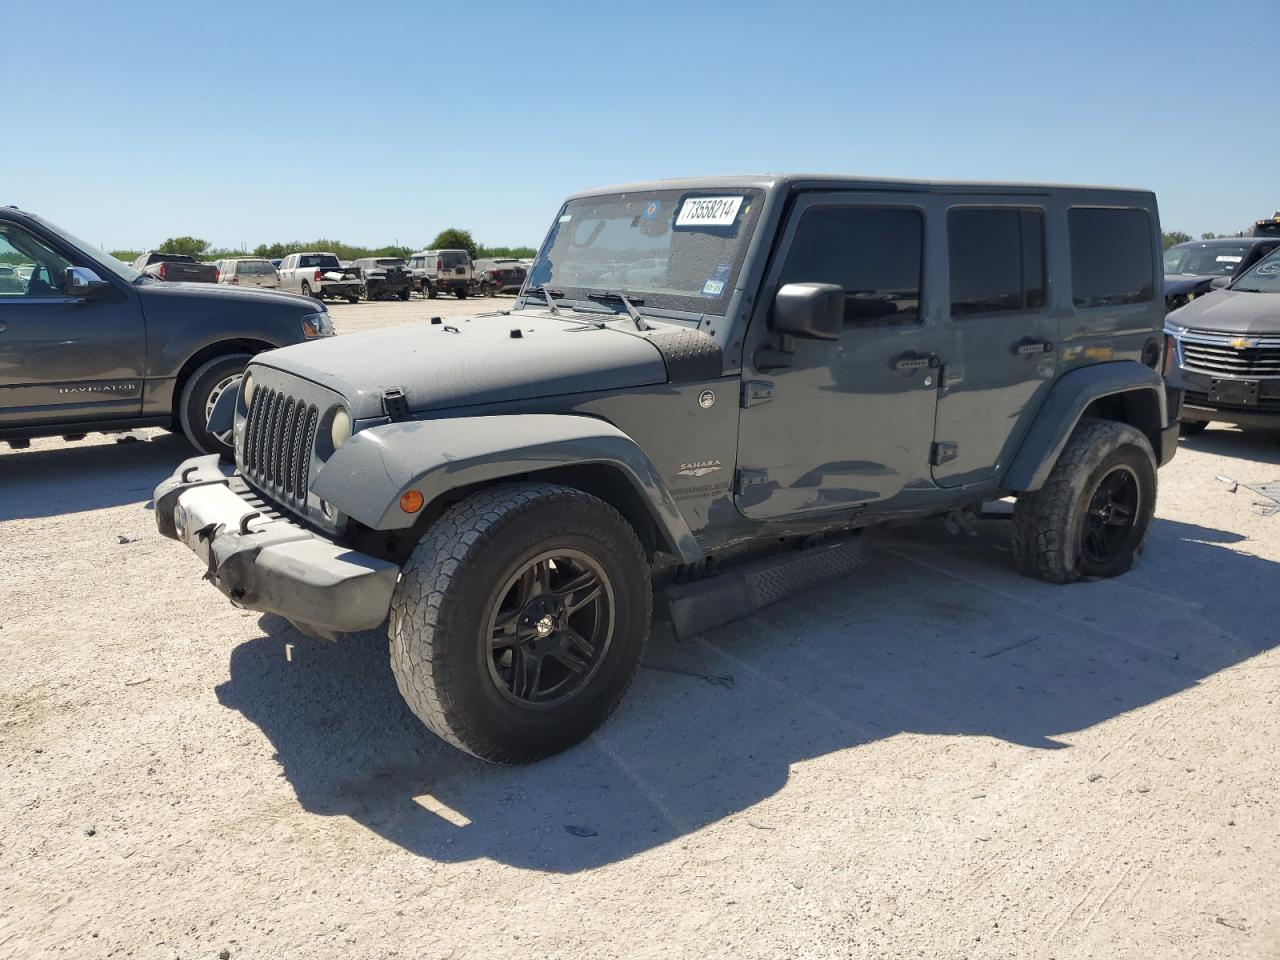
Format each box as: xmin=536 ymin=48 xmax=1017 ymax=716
xmin=66 ymin=266 xmax=110 ymax=299
xmin=770 ymin=283 xmax=844 ymax=341
xmin=1210 ymin=276 xmax=1230 ymax=289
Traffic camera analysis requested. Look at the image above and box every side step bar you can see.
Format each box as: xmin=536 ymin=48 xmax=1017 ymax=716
xmin=664 ymin=534 xmax=867 ymax=639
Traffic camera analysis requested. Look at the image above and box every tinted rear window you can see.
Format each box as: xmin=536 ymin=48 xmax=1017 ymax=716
xmin=237 ymin=260 xmax=275 ymax=275
xmin=299 ymin=254 xmax=340 ymax=269
xmin=1068 ymin=208 xmax=1154 ymax=308
xmin=948 ymin=208 xmax=1045 ymax=316
xmin=439 ymin=251 xmax=469 ymax=267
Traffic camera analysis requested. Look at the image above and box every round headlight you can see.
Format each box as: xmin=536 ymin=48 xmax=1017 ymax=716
xmin=330 ymin=408 xmax=351 ymax=449
xmin=240 ymin=371 xmax=255 ymax=406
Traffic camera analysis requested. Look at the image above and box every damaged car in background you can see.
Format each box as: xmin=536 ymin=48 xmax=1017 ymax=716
xmin=1163 ymin=236 xmax=1280 ymax=312
xmin=1165 ymin=245 xmax=1280 ymax=433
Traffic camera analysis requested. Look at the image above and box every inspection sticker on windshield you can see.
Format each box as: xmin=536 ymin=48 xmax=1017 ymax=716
xmin=676 ymin=196 xmax=744 ymax=228
xmin=1216 ymin=255 xmax=1242 ymax=263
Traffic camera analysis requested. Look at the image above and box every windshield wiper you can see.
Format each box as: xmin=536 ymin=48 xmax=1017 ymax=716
xmin=588 ymin=291 xmax=650 ymax=331
xmin=525 ymin=284 xmax=565 ymax=316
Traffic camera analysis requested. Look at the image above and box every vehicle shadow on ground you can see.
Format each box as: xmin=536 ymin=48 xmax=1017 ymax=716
xmin=0 ymin=432 xmax=191 ymax=521
xmin=217 ymin=513 xmax=1280 ymax=872
xmin=1179 ymin=425 xmax=1280 ymax=466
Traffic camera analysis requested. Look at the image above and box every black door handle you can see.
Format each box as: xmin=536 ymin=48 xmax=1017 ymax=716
xmin=1012 ymin=337 xmax=1053 ymax=356
xmin=891 ymin=350 xmax=940 ymax=371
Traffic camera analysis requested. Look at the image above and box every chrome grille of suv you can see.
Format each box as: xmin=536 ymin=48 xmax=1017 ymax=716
xmin=242 ymin=387 xmax=320 ymax=506
xmin=1180 ymin=330 xmax=1280 ymax=377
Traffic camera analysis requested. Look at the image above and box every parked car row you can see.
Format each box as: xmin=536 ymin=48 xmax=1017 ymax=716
xmin=1164 ymin=226 xmax=1280 ymax=433
xmin=125 ymin=246 xmax=533 ymax=302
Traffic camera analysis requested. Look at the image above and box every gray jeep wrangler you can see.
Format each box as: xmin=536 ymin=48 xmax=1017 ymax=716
xmin=155 ymin=175 xmax=1178 ymax=763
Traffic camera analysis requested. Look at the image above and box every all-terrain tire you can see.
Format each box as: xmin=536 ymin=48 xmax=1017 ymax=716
xmin=178 ymin=353 xmax=252 ymax=461
xmin=1011 ymin=418 xmax=1157 ymax=584
xmin=388 ymin=482 xmax=651 ymax=763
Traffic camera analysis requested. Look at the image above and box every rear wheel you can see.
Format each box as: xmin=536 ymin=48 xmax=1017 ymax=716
xmin=455 ymin=287 xmax=468 ymax=299
xmin=347 ymin=290 xmax=360 ymax=303
xmin=178 ymin=353 xmax=251 ymax=461
xmin=425 ymin=281 xmax=437 ymax=299
xmin=300 ymin=281 xmax=314 ymax=299
xmin=388 ymin=482 xmax=650 ymax=763
xmin=1011 ymin=418 xmax=1157 ymax=583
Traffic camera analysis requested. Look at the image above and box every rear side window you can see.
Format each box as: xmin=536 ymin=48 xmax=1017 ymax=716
xmin=1068 ymin=208 xmax=1153 ymax=308
xmin=779 ymin=206 xmax=923 ymax=326
xmin=948 ymin=208 xmax=1045 ymax=316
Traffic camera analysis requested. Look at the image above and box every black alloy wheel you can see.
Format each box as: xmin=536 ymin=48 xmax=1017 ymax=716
xmin=485 ymin=550 xmax=612 ymax=708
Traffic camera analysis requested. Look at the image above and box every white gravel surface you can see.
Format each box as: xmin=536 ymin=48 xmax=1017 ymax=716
xmin=1 ymin=297 xmax=1278 ymax=959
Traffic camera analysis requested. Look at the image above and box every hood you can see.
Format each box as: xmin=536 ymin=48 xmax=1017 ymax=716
xmin=137 ymin=278 xmax=317 ymax=311
xmin=1163 ymin=274 xmax=1216 ymax=297
xmin=1168 ymin=288 xmax=1280 ymax=335
xmin=255 ymin=310 xmax=668 ymax=419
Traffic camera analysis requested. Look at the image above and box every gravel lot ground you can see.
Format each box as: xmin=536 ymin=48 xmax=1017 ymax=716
xmin=2 ymin=296 xmax=1278 ymax=960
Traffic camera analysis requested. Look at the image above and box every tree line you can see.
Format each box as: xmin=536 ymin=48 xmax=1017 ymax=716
xmin=1161 ymin=230 xmax=1242 ymax=250
xmin=108 ymin=228 xmax=535 ymax=264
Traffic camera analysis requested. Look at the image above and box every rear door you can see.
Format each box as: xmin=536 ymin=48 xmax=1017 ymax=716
xmin=930 ymin=200 xmax=1058 ymax=485
xmin=0 ymin=220 xmax=146 ymax=427
xmin=735 ymin=191 xmax=944 ymax=519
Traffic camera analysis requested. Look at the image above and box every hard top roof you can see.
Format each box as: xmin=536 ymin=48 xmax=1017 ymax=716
xmin=565 ymin=173 xmax=1153 ymax=201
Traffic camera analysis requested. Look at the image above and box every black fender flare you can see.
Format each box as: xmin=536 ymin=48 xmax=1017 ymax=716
xmin=1003 ymin=361 xmax=1169 ymax=492
xmin=311 ymin=413 xmax=702 ymax=563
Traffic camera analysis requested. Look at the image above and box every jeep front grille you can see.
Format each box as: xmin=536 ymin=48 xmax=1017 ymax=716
xmin=242 ymin=387 xmax=319 ymax=506
xmin=1180 ymin=330 xmax=1280 ymax=377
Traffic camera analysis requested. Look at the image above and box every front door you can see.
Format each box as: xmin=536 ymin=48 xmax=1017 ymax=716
xmin=0 ymin=221 xmax=146 ymax=428
xmin=930 ymin=202 xmax=1058 ymax=486
xmin=735 ymin=193 xmax=943 ymax=521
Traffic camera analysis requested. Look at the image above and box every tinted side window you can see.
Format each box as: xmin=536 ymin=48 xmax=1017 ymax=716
xmin=779 ymin=206 xmax=923 ymax=326
xmin=1068 ymin=208 xmax=1153 ymax=308
xmin=948 ymin=208 xmax=1045 ymax=316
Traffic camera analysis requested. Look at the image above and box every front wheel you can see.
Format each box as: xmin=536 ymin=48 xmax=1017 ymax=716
xmin=178 ymin=353 xmax=252 ymax=461
xmin=398 ymin=287 xmax=411 ymax=301
xmin=1011 ymin=418 xmax=1157 ymax=584
xmin=389 ymin=482 xmax=651 ymax=763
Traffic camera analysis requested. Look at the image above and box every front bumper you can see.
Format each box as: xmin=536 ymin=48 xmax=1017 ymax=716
xmin=154 ymin=455 xmax=399 ymax=634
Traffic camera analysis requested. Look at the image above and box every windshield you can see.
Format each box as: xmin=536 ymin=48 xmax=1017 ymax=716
xmin=32 ymin=217 xmax=141 ymax=282
xmin=527 ymin=188 xmax=764 ymax=315
xmin=1164 ymin=243 xmax=1251 ymax=276
xmin=1230 ymin=248 xmax=1280 ymax=293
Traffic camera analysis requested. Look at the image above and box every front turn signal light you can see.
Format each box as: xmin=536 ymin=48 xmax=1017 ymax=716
xmin=399 ymin=490 xmax=424 ymax=514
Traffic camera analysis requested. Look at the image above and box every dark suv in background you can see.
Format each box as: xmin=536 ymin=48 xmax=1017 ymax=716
xmin=1163 ymin=237 xmax=1280 ymax=312
xmin=0 ymin=206 xmax=333 ymax=457
xmin=1165 ymin=245 xmax=1280 ymax=432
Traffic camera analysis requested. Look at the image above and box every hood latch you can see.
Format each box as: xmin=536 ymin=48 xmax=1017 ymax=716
xmin=382 ymin=388 xmax=410 ymax=422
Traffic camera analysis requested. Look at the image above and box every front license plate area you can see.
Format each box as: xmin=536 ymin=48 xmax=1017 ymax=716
xmin=1210 ymin=378 xmax=1260 ymax=405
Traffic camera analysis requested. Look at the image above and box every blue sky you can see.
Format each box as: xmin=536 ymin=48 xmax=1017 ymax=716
xmin=5 ymin=0 xmax=1276 ymax=251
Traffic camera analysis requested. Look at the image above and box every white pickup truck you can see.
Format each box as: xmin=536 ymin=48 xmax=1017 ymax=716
xmin=278 ymin=252 xmax=362 ymax=303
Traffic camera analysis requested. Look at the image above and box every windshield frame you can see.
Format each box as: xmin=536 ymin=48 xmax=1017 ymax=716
xmin=522 ymin=187 xmax=766 ymax=318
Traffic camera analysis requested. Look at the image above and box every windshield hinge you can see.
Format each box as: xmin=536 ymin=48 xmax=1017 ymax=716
xmin=382 ymin=388 xmax=410 ymax=422
xmin=740 ymin=380 xmax=775 ymax=408
xmin=734 ymin=467 xmax=769 ymax=497
xmin=930 ymin=441 xmax=958 ymax=466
